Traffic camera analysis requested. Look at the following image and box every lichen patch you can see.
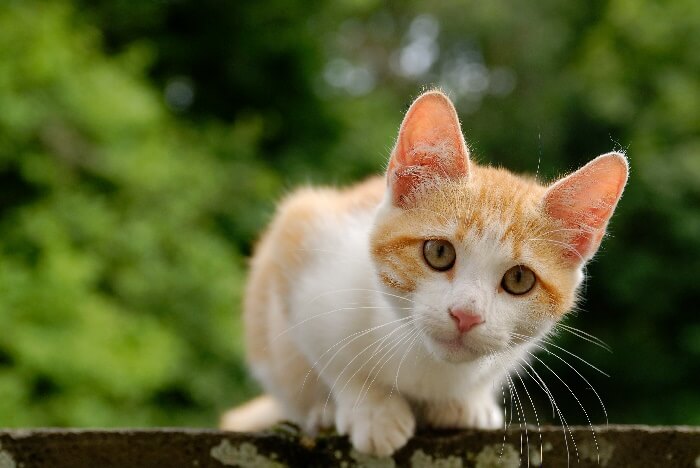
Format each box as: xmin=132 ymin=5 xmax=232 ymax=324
xmin=474 ymin=444 xmax=519 ymax=468
xmin=410 ymin=449 xmax=463 ymax=467
xmin=578 ymin=437 xmax=615 ymax=467
xmin=210 ymin=440 xmax=284 ymax=468
xmin=0 ymin=443 xmax=16 ymax=468
xmin=528 ymin=441 xmax=553 ymax=465
xmin=349 ymin=449 xmax=396 ymax=468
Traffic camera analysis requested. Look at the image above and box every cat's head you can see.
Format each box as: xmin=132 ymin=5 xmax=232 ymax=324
xmin=369 ymin=91 xmax=628 ymax=363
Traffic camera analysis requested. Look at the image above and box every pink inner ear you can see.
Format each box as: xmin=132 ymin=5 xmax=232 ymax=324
xmin=544 ymin=153 xmax=628 ymax=262
xmin=387 ymin=91 xmax=470 ymax=206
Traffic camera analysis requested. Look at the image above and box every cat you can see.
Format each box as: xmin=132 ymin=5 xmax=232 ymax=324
xmin=220 ymin=90 xmax=628 ymax=457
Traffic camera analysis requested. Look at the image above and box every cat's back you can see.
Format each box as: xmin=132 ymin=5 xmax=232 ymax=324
xmin=244 ymin=176 xmax=385 ymax=363
xmin=252 ymin=175 xmax=385 ymax=272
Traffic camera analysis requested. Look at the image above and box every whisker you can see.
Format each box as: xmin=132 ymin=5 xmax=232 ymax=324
xmin=513 ymin=364 xmax=543 ymax=467
xmin=539 ymin=337 xmax=610 ymax=379
xmin=512 ymin=332 xmax=609 ymax=377
xmin=325 ymin=318 xmax=418 ymax=411
xmin=271 ymin=305 xmax=411 ymax=343
xmin=492 ymin=339 xmax=573 ymax=464
xmin=508 ymin=369 xmax=515 ymax=430
xmin=524 ymin=349 xmax=601 ymax=465
xmin=297 ymin=315 xmax=414 ymax=396
xmin=313 ymin=315 xmax=415 ymax=383
xmin=517 ymin=357 xmax=577 ymax=467
xmin=511 ymin=333 xmax=609 ymax=424
xmin=499 ymin=379 xmax=508 ymax=460
xmin=508 ymin=372 xmax=527 ymax=465
xmin=355 ymin=326 xmax=420 ymax=408
xmin=355 ymin=326 xmax=416 ymax=405
xmin=496 ymin=348 xmax=543 ymax=467
xmin=495 ymin=354 xmax=527 ymax=466
xmin=306 ymin=287 xmax=418 ymax=306
xmin=391 ymin=326 xmax=425 ymax=397
xmin=555 ymin=323 xmax=612 ymax=352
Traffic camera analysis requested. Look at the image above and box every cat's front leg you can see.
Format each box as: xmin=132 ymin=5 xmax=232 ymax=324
xmin=422 ymin=391 xmax=503 ymax=430
xmin=335 ymin=386 xmax=415 ymax=456
xmin=304 ymin=400 xmax=335 ymax=434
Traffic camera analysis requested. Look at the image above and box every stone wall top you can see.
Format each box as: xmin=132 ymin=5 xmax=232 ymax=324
xmin=0 ymin=425 xmax=698 ymax=468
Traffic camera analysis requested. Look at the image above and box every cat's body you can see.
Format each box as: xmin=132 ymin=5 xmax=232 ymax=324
xmin=222 ymin=91 xmax=628 ymax=456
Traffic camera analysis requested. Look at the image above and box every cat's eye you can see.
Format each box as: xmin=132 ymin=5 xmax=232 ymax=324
xmin=423 ymin=239 xmax=456 ymax=271
xmin=501 ymin=265 xmax=536 ymax=295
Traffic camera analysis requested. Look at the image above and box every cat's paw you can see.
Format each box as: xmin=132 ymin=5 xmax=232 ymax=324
xmin=423 ymin=396 xmax=503 ymax=429
xmin=304 ymin=401 xmax=335 ymax=434
xmin=335 ymin=395 xmax=415 ymax=457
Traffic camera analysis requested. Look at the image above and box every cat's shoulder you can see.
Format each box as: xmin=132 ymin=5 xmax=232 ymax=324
xmin=275 ymin=175 xmax=385 ymax=221
xmin=249 ymin=175 xmax=384 ymax=275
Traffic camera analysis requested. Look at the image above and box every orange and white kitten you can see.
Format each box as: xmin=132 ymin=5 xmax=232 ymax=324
xmin=221 ymin=91 xmax=628 ymax=456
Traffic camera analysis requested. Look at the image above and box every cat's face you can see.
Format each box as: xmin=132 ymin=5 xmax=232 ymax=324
xmin=370 ymin=91 xmax=627 ymax=364
xmin=371 ymin=173 xmax=578 ymax=363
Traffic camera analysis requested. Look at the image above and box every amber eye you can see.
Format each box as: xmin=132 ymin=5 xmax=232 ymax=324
xmin=501 ymin=265 xmax=537 ymax=295
xmin=423 ymin=239 xmax=456 ymax=271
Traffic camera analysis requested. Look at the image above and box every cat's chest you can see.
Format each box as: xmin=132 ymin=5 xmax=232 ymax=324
xmin=389 ymin=347 xmax=497 ymax=401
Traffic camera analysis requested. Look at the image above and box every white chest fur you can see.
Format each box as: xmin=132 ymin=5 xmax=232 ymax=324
xmin=287 ymin=207 xmax=509 ymax=404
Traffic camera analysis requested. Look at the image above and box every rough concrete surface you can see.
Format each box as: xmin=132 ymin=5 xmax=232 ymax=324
xmin=0 ymin=425 xmax=698 ymax=467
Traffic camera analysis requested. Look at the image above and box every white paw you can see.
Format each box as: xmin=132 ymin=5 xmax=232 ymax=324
xmin=423 ymin=397 xmax=503 ymax=430
xmin=335 ymin=395 xmax=415 ymax=457
xmin=304 ymin=401 xmax=335 ymax=434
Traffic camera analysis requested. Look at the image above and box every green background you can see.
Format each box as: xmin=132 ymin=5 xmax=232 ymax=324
xmin=0 ymin=0 xmax=698 ymax=428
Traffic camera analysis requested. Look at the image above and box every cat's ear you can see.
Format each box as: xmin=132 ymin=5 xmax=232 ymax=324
xmin=543 ymin=152 xmax=629 ymax=264
xmin=387 ymin=91 xmax=470 ymax=207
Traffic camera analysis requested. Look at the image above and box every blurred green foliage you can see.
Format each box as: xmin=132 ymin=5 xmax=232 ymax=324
xmin=0 ymin=0 xmax=698 ymax=427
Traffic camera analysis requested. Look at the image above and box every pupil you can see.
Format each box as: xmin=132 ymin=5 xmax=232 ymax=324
xmin=515 ymin=269 xmax=522 ymax=283
xmin=437 ymin=245 xmax=444 ymax=257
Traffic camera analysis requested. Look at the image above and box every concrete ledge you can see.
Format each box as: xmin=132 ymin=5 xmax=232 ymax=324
xmin=0 ymin=425 xmax=698 ymax=467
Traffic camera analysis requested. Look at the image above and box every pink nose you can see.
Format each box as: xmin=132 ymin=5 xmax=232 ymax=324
xmin=449 ymin=308 xmax=484 ymax=333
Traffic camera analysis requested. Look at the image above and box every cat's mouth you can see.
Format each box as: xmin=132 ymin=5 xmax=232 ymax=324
xmin=426 ymin=332 xmax=487 ymax=361
xmin=431 ymin=335 xmax=465 ymax=350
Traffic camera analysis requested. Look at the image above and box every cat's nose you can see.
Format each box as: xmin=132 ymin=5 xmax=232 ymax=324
xmin=449 ymin=308 xmax=484 ymax=333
